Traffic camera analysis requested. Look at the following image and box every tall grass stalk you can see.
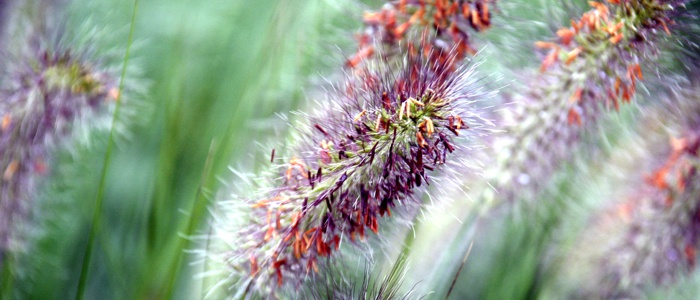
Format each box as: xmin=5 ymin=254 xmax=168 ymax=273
xmin=75 ymin=1 xmax=139 ymax=298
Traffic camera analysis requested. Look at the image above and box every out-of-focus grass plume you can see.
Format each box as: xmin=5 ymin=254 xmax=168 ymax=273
xmin=1 ymin=0 xmax=122 ymax=275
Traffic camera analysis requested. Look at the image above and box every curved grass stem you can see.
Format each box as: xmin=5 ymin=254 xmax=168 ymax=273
xmin=75 ymin=1 xmax=139 ymax=298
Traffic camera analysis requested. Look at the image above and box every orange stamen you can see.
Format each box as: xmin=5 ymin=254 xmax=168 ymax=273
xmin=565 ymin=47 xmax=582 ymax=65
xmin=2 ymin=115 xmax=11 ymax=131
xmin=3 ymin=160 xmax=19 ymax=181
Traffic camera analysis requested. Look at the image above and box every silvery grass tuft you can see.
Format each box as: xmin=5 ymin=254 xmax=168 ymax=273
xmin=0 ymin=1 xmax=123 ymax=266
xmin=210 ymin=41 xmax=493 ymax=297
xmin=301 ymin=253 xmax=417 ymax=300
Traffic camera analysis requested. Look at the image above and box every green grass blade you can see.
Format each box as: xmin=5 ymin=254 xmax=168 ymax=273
xmin=74 ymin=1 xmax=139 ymax=298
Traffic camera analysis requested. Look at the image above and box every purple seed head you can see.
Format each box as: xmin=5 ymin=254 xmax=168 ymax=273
xmin=214 ymin=44 xmax=493 ymax=296
xmin=0 ymin=20 xmax=118 ymax=260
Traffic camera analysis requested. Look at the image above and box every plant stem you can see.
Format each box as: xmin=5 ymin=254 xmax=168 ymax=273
xmin=75 ymin=1 xmax=139 ymax=298
xmin=162 ymin=139 xmax=218 ymax=300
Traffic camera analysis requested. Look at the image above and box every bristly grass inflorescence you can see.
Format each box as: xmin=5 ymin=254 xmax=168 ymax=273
xmin=349 ymin=0 xmax=494 ymax=69
xmin=537 ymin=0 xmax=690 ymax=120
xmin=213 ymin=43 xmax=492 ymax=296
xmin=0 ymin=13 xmax=119 ymax=263
xmin=483 ymin=0 xmax=691 ymax=204
xmin=585 ymin=80 xmax=700 ymax=298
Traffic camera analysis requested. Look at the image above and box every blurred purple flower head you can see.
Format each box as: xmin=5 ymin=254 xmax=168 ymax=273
xmin=0 ymin=26 xmax=118 ymax=260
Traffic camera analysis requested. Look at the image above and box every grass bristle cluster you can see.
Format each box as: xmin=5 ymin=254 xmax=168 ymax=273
xmin=214 ymin=46 xmax=490 ymax=296
xmin=0 ymin=26 xmax=118 ymax=259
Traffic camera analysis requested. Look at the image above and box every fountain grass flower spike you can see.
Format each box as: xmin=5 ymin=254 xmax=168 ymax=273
xmin=0 ymin=28 xmax=119 ymax=262
xmin=215 ymin=48 xmax=492 ymax=296
xmin=537 ymin=0 xmax=689 ymax=121
xmin=584 ymin=83 xmax=700 ymax=297
xmin=349 ymin=0 xmax=495 ymax=69
xmin=481 ymin=0 xmax=691 ymax=205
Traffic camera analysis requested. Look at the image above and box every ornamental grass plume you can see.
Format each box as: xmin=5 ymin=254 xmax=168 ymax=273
xmin=535 ymin=0 xmax=687 ymax=114
xmin=554 ymin=77 xmax=700 ymax=298
xmin=348 ymin=0 xmax=495 ymax=69
xmin=484 ymin=0 xmax=692 ymax=204
xmin=417 ymin=1 xmax=697 ymax=297
xmin=211 ymin=42 xmax=492 ymax=297
xmin=207 ymin=1 xmax=498 ymax=297
xmin=0 ymin=7 xmax=119 ymax=264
